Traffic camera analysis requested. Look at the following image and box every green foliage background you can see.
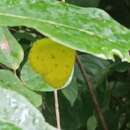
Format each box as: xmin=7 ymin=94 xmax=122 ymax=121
xmin=44 ymin=1 xmax=130 ymax=129
xmin=0 ymin=0 xmax=130 ymax=130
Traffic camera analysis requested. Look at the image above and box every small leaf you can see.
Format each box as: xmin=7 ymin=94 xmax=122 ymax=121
xmin=0 ymin=87 xmax=56 ymax=130
xmin=62 ymin=78 xmax=78 ymax=106
xmin=0 ymin=70 xmax=42 ymax=107
xmin=87 ymin=115 xmax=97 ymax=130
xmin=0 ymin=27 xmax=24 ymax=70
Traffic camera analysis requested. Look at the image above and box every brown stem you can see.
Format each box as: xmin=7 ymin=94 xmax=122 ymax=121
xmin=76 ymin=55 xmax=109 ymax=130
xmin=54 ymin=90 xmax=61 ymax=130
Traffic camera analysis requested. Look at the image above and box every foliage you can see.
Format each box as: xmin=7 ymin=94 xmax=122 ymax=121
xmin=0 ymin=0 xmax=130 ymax=130
xmin=0 ymin=0 xmax=130 ymax=62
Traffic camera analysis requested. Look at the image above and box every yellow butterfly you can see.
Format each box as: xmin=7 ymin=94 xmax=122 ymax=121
xmin=28 ymin=38 xmax=76 ymax=89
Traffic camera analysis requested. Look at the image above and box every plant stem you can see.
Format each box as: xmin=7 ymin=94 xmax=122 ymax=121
xmin=76 ymin=55 xmax=109 ymax=130
xmin=54 ymin=90 xmax=61 ymax=130
xmin=54 ymin=1 xmax=64 ymax=129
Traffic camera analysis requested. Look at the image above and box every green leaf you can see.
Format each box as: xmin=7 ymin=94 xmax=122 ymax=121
xmin=0 ymin=87 xmax=56 ymax=130
xmin=21 ymin=61 xmax=74 ymax=91
xmin=62 ymin=76 xmax=78 ymax=106
xmin=0 ymin=120 xmax=21 ymax=130
xmin=21 ymin=62 xmax=54 ymax=91
xmin=109 ymin=62 xmax=130 ymax=72
xmin=0 ymin=27 xmax=24 ymax=70
xmin=78 ymin=54 xmax=110 ymax=88
xmin=0 ymin=1 xmax=130 ymax=62
xmin=87 ymin=115 xmax=97 ymax=130
xmin=0 ymin=69 xmax=42 ymax=107
xmin=43 ymin=88 xmax=93 ymax=130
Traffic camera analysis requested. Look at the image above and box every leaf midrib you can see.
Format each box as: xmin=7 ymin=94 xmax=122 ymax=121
xmin=0 ymin=12 xmax=108 ymax=41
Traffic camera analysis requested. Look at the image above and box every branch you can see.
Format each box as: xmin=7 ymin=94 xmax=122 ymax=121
xmin=76 ymin=55 xmax=109 ymax=130
xmin=54 ymin=90 xmax=61 ymax=130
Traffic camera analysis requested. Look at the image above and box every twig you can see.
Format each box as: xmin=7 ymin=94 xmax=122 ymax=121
xmin=54 ymin=90 xmax=61 ymax=130
xmin=76 ymin=55 xmax=109 ymax=130
xmin=54 ymin=0 xmax=65 ymax=128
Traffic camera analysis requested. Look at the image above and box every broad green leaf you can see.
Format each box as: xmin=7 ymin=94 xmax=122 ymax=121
xmin=0 ymin=87 xmax=56 ymax=130
xmin=0 ymin=0 xmax=57 ymax=6
xmin=0 ymin=1 xmax=130 ymax=62
xmin=0 ymin=27 xmax=24 ymax=70
xmin=0 ymin=120 xmax=21 ymax=130
xmin=0 ymin=69 xmax=42 ymax=107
